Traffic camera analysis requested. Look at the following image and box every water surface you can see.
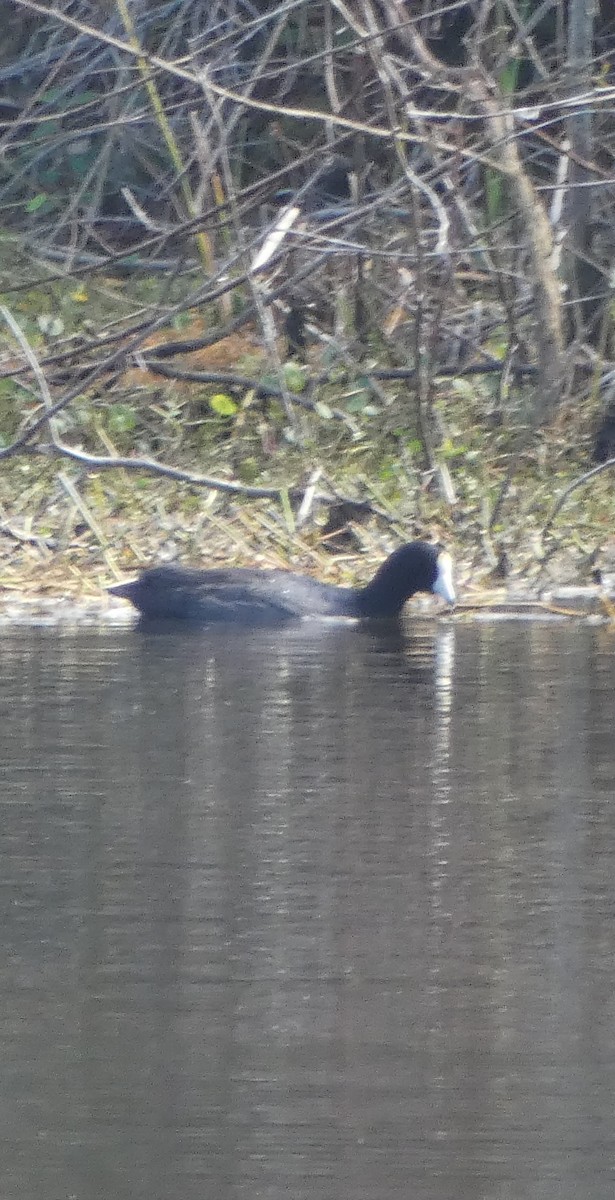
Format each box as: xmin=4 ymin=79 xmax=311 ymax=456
xmin=1 ymin=622 xmax=614 ymax=1199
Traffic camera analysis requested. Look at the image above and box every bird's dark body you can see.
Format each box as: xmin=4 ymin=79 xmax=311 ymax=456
xmin=111 ymin=565 xmax=360 ymax=625
xmin=109 ymin=542 xmax=454 ymax=625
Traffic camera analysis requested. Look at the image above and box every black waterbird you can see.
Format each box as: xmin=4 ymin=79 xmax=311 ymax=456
xmin=109 ymin=541 xmax=455 ymax=626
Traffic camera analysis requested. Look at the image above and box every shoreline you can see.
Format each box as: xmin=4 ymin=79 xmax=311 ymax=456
xmin=0 ymin=585 xmax=612 ymax=627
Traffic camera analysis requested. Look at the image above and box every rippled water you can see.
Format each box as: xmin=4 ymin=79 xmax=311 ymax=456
xmin=1 ymin=621 xmax=614 ymax=1199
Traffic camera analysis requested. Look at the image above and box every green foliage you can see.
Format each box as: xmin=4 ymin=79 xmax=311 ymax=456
xmin=345 ymin=391 xmax=371 ymax=414
xmin=314 ymin=400 xmax=334 ymax=419
xmin=107 ymin=404 xmax=138 ymax=435
xmin=25 ymin=194 xmax=49 ymax=214
xmin=209 ymin=393 xmax=238 ymax=417
xmin=0 ymin=378 xmax=25 ymax=443
xmin=236 ymin=457 xmax=260 ymax=483
xmin=441 ymin=437 xmax=468 ymax=459
xmin=283 ymin=364 xmax=307 ymax=393
xmin=451 ymin=378 xmax=475 ymax=400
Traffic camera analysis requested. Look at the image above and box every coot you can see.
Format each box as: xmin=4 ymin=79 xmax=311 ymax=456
xmin=109 ymin=540 xmax=455 ymax=625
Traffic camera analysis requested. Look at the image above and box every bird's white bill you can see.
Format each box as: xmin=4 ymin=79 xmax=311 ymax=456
xmin=250 ymin=205 xmax=301 ymax=273
xmin=433 ymin=551 xmax=456 ymax=604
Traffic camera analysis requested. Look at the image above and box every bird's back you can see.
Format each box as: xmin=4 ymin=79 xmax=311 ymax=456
xmin=109 ymin=564 xmax=359 ymax=624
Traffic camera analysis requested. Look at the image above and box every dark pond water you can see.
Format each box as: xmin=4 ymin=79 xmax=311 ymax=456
xmin=1 ymin=620 xmax=614 ymax=1200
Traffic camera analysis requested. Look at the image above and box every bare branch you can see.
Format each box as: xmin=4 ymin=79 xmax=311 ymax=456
xmin=542 ymin=458 xmax=615 ymax=540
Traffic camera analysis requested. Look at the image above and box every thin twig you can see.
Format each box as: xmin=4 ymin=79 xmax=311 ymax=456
xmin=33 ymin=440 xmax=391 ymax=521
xmin=541 ymin=456 xmax=615 ymax=540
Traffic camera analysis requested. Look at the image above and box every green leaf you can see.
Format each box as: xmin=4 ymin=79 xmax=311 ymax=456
xmin=500 ymin=59 xmax=521 ymax=97
xmin=108 ymin=404 xmax=138 ymax=434
xmin=346 ymin=391 xmax=371 ymax=413
xmin=441 ymin=437 xmax=466 ymax=459
xmin=315 ymin=400 xmax=334 ymax=419
xmin=25 ymin=193 xmax=48 ymax=214
xmin=283 ymin=364 xmax=306 ymax=392
xmin=209 ymin=393 xmax=238 ymax=416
